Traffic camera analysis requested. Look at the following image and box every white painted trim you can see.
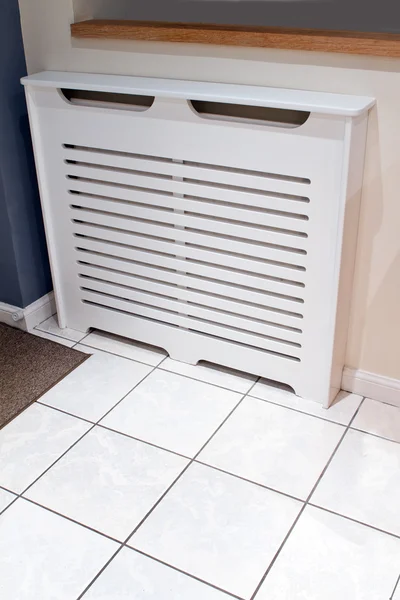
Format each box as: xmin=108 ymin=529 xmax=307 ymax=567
xmin=342 ymin=367 xmax=400 ymax=408
xmin=0 ymin=292 xmax=56 ymax=332
xmin=0 ymin=302 xmax=25 ymax=329
xmin=21 ymin=71 xmax=375 ymax=117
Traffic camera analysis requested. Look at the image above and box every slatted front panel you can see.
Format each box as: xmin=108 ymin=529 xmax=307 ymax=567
xmin=65 ymin=144 xmax=311 ymax=364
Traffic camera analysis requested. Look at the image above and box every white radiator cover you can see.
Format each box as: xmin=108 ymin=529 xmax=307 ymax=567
xmin=22 ymin=71 xmax=374 ymax=407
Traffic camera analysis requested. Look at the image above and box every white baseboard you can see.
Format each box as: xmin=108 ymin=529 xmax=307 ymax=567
xmin=0 ymin=292 xmax=56 ymax=332
xmin=342 ymin=367 xmax=400 ymax=408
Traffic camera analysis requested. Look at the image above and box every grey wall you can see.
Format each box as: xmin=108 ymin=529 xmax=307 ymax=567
xmin=73 ymin=0 xmax=400 ymax=33
xmin=0 ymin=0 xmax=51 ymax=308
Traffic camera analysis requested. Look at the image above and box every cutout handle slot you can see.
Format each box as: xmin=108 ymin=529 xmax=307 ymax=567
xmin=190 ymin=100 xmax=310 ymax=128
xmin=61 ymin=88 xmax=155 ymax=112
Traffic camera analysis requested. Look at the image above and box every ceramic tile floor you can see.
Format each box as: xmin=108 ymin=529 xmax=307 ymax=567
xmin=0 ymin=316 xmax=399 ymax=599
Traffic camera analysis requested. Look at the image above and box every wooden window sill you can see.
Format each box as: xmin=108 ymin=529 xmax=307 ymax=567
xmin=71 ymin=20 xmax=400 ymax=57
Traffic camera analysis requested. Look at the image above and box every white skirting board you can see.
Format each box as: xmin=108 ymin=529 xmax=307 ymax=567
xmin=0 ymin=292 xmax=56 ymax=332
xmin=342 ymin=367 xmax=400 ymax=409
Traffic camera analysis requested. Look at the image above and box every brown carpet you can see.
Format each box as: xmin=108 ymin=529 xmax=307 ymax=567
xmin=0 ymin=323 xmax=88 ymax=429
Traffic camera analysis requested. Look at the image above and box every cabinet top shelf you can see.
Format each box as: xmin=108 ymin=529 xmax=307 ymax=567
xmin=22 ymin=70 xmax=375 ymax=117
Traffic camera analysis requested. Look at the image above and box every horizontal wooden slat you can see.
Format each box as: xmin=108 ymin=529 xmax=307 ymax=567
xmin=74 ymin=237 xmax=305 ymax=305
xmin=73 ymin=222 xmax=305 ymax=289
xmin=81 ymin=286 xmax=302 ymax=359
xmin=69 ymin=183 xmax=309 ymax=232
xmin=65 ymin=164 xmax=310 ymax=207
xmin=68 ymin=177 xmax=310 ymax=218
xmin=78 ymin=262 xmax=302 ymax=332
xmin=64 ymin=147 xmax=310 ymax=195
xmin=70 ymin=195 xmax=308 ymax=252
xmin=76 ymin=250 xmax=303 ymax=321
xmin=71 ymin=20 xmax=400 ymax=58
xmin=71 ymin=208 xmax=307 ymax=277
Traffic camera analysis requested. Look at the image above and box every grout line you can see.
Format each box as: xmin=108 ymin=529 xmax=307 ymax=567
xmin=128 ymin=547 xmax=245 ymax=600
xmin=20 ymin=424 xmax=97 ymax=498
xmin=125 ymin=379 xmax=259 ymax=546
xmin=76 ymin=456 xmax=195 ymax=599
xmin=72 ymin=331 xmax=92 ymax=347
xmin=390 ymin=573 xmax=400 ymax=599
xmin=249 ymin=397 xmax=366 ymax=600
xmin=38 ymin=372 xmax=398 ymax=452
xmin=35 ymin=324 xmax=367 ymax=430
xmin=48 ymin=332 xmax=255 ymax=396
xmin=77 ymin=377 xmax=261 ymax=599
xmin=22 ymin=496 xmax=122 ymax=544
xmin=33 ymin=400 xmax=191 ymax=461
xmin=70 ymin=334 xmax=92 ymax=350
xmin=4 ymin=384 xmax=398 ymax=598
xmin=77 ymin=331 xmax=258 ymax=395
xmin=35 ymin=313 xmax=55 ymax=328
xmin=0 ymin=357 xmax=181 ymax=595
xmin=0 ymin=487 xmax=18 ymax=517
xmin=191 ymin=378 xmax=260 ymax=460
xmin=7 ymin=359 xmax=398 ymax=600
xmin=33 ymin=319 xmax=88 ymax=346
xmin=77 ymin=340 xmax=167 ymax=368
xmin=0 ymin=498 xmax=18 ymax=517
xmin=73 ymin=344 xmax=256 ymax=395
xmin=6 ymin=383 xmax=393 ymax=530
xmin=36 ymin=330 xmax=86 ymax=346
xmin=194 ymin=460 xmax=304 ymax=503
xmin=307 ymin=503 xmax=400 ymax=541
xmin=73 ymin=338 xmax=258 ymax=395
xmin=0 ymin=484 xmax=15 ymax=494
xmin=10 ymin=399 xmax=304 ymax=503
xmin=348 ymin=426 xmax=400 ymax=447
xmin=37 ymin=321 xmax=166 ymax=366
xmin=97 ymin=424 xmax=191 ymax=461
xmin=157 ymin=365 xmax=258 ymax=394
xmin=29 ymin=329 xmax=76 ymax=347
xmin=17 ymin=358 xmax=168 ymax=503
xmin=9 ymin=330 xmax=397 ymax=596
xmin=35 ymin=401 xmax=95 ymax=425
xmin=248 ymin=392 xmax=360 ymax=427
xmin=76 ymin=546 xmax=125 ymax=600
xmin=366 ymin=397 xmax=400 ymax=410
xmin=96 ymin=356 xmax=167 ymax=425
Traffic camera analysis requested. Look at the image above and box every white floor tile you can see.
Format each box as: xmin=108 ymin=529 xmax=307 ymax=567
xmin=256 ymin=505 xmax=400 ymax=600
xmin=199 ymin=397 xmax=344 ymax=499
xmin=0 ymin=499 xmax=117 ymax=600
xmin=39 ymin=349 xmax=152 ymax=422
xmin=312 ymin=429 xmax=400 ymax=536
xmin=130 ymin=462 xmax=301 ymax=599
xmin=26 ymin=427 xmax=188 ymax=541
xmin=251 ymin=382 xmax=362 ymax=425
xmin=30 ymin=329 xmax=76 ymax=347
xmin=161 ymin=358 xmax=257 ymax=394
xmin=0 ymin=489 xmax=16 ymax=513
xmin=102 ymin=370 xmax=241 ymax=457
xmin=0 ymin=403 xmax=90 ymax=493
xmin=35 ymin=315 xmax=86 ymax=343
xmin=83 ymin=547 xmax=232 ymax=599
xmin=352 ymin=398 xmax=400 ymax=443
xmin=81 ymin=330 xmax=167 ymax=366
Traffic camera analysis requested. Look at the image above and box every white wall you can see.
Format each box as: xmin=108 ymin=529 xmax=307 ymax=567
xmin=18 ymin=0 xmax=400 ymax=382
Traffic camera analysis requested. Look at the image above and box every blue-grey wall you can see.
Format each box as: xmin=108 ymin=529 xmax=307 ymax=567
xmin=0 ymin=0 xmax=52 ymax=309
